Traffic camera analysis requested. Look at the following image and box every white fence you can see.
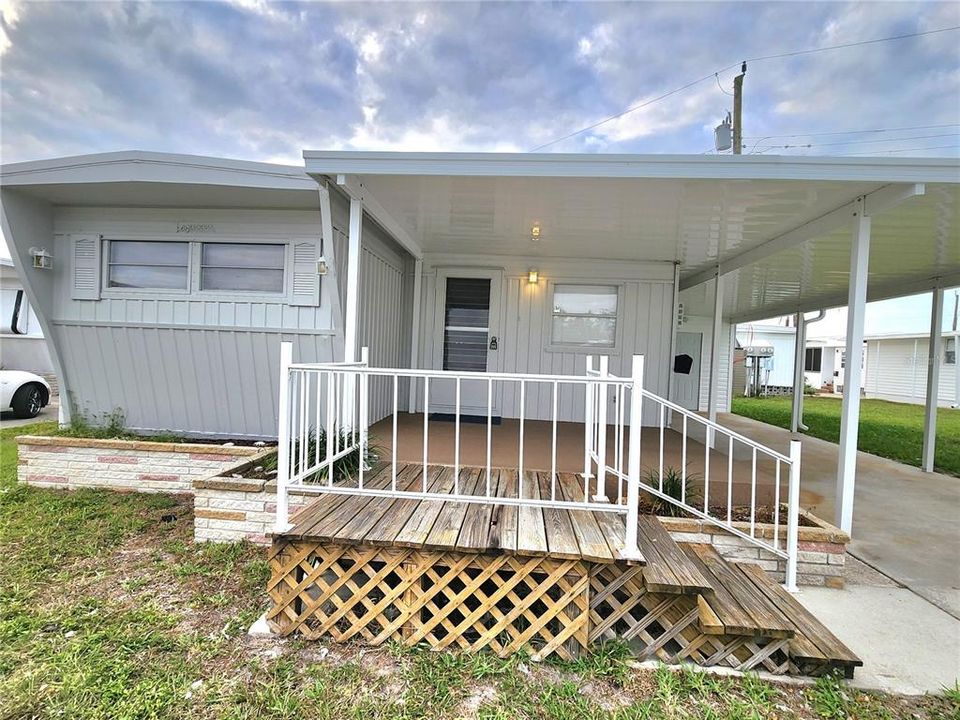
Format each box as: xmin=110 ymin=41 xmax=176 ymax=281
xmin=274 ymin=342 xmax=801 ymax=590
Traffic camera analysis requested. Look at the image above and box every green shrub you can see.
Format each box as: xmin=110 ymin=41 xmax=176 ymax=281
xmin=643 ymin=465 xmax=700 ymax=516
xmin=260 ymin=427 xmax=378 ymax=483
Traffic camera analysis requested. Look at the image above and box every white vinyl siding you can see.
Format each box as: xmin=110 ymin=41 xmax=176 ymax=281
xmin=864 ymin=336 xmax=958 ymax=406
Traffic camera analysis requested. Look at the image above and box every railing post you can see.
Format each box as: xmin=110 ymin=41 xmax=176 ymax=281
xmin=275 ymin=341 xmax=294 ymax=532
xmin=583 ymin=356 xmax=594 ymax=481
xmin=359 ymin=346 xmax=370 ymax=472
xmin=784 ymin=439 xmax=802 ymax=592
xmin=622 ymin=354 xmax=644 ymax=561
xmin=594 ymin=356 xmax=610 ymax=501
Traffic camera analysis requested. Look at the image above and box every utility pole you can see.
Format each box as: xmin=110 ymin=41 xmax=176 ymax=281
xmin=733 ymin=62 xmax=747 ymax=154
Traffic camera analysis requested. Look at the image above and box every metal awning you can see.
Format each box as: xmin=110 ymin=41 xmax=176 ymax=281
xmin=303 ymin=151 xmax=960 ymax=321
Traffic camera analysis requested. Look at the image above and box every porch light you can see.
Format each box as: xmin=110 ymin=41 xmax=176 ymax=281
xmin=316 ymin=257 xmax=328 ymax=275
xmin=29 ymin=247 xmax=52 ymax=270
xmin=531 ymin=223 xmax=541 ymax=241
xmin=527 ymin=269 xmax=539 ymax=284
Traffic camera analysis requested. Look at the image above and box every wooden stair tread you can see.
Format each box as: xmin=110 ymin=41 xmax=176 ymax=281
xmin=683 ymin=544 xmax=794 ymax=639
xmin=734 ymin=562 xmax=862 ymax=668
xmin=636 ymin=515 xmax=713 ymax=595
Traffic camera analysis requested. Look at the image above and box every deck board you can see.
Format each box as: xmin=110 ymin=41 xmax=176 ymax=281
xmin=424 ymin=469 xmax=483 ymax=550
xmin=516 ymin=470 xmax=548 ymax=556
xmin=393 ymin=466 xmax=457 ymax=547
xmin=555 ymin=473 xmax=618 ymax=563
xmin=456 ymin=469 xmax=501 ymax=553
xmin=637 ymin=515 xmax=713 ymax=595
xmin=537 ymin=472 xmax=582 ymax=560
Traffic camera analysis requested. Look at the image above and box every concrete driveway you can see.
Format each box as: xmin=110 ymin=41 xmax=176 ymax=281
xmin=719 ymin=412 xmax=960 ymax=619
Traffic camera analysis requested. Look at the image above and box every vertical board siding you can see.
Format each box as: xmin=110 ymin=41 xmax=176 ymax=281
xmin=413 ymin=260 xmax=674 ymax=426
xmin=53 ymin=324 xmax=337 ymax=437
xmin=864 ymin=338 xmax=958 ymax=405
xmin=358 ymin=246 xmax=406 ymax=423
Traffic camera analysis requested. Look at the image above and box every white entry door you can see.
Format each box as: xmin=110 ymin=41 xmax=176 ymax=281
xmin=672 ymin=331 xmax=702 ymax=411
xmin=431 ymin=269 xmax=503 ymax=417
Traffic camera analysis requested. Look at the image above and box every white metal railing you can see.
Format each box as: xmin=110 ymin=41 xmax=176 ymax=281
xmin=274 ymin=342 xmax=802 ymax=590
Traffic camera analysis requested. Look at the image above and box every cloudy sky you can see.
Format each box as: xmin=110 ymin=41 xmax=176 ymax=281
xmin=1 ymin=0 xmax=958 ymax=331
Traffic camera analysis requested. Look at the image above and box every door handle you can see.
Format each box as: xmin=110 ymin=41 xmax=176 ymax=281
xmin=489 ymin=336 xmax=498 ymax=350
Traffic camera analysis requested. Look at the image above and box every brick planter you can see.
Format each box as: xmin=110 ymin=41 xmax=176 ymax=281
xmin=193 ymin=455 xmax=310 ymax=544
xmin=17 ymin=435 xmax=263 ymax=494
xmin=659 ymin=511 xmax=849 ymax=588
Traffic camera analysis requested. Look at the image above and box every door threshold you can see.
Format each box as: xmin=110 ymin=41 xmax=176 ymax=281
xmin=428 ymin=413 xmax=502 ymax=425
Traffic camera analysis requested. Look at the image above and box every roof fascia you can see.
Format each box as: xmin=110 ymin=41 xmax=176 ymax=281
xmin=303 ymin=151 xmax=960 ymax=182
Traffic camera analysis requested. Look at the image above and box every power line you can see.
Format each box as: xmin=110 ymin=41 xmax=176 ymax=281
xmin=743 ymin=123 xmax=960 ymax=139
xmin=742 ymin=25 xmax=960 ymax=63
xmin=752 ymin=132 xmax=959 ymax=152
xmin=529 ymin=25 xmax=960 ymax=152
xmin=841 ymin=144 xmax=959 ymax=156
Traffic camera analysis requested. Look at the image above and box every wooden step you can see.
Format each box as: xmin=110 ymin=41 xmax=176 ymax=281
xmin=635 ymin=515 xmax=713 ymax=595
xmin=682 ymin=543 xmax=794 ymax=639
xmin=734 ymin=561 xmax=862 ymax=677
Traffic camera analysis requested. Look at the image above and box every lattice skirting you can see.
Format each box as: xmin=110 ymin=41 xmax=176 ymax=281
xmin=266 ymin=540 xmax=789 ymax=670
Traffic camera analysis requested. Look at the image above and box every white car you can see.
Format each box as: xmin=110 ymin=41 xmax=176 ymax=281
xmin=0 ymin=370 xmax=51 ymax=418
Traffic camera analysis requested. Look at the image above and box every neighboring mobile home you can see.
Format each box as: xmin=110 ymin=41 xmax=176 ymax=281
xmin=863 ymin=331 xmax=959 ymax=407
xmin=0 ymin=256 xmax=54 ymax=376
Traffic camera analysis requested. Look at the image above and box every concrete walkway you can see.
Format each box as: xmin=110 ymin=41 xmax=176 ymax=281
xmin=719 ymin=413 xmax=960 ymax=619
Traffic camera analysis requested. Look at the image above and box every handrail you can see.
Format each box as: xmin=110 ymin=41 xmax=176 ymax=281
xmin=638 ymin=388 xmax=793 ymax=463
xmin=276 ymin=345 xmax=802 ymax=591
xmin=289 ymin=363 xmax=631 ymax=386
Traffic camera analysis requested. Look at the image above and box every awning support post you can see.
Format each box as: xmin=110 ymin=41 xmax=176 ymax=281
xmin=407 ymin=258 xmax=423 ymax=414
xmin=707 ymin=273 xmax=724 ymax=447
xmin=791 ymin=312 xmax=807 ymax=433
xmin=922 ymin=285 xmax=944 ymax=473
xmin=342 ymin=197 xmax=363 ymax=428
xmin=835 ymin=201 xmax=870 ymax=535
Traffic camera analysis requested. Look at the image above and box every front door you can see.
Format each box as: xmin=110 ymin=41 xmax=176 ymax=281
xmin=432 ymin=269 xmax=502 ymax=417
xmin=672 ymin=331 xmax=702 ymax=411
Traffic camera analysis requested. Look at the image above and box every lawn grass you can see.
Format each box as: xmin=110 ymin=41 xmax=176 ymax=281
xmin=731 ymin=396 xmax=960 ymax=477
xmin=1 ymin=422 xmax=957 ymax=719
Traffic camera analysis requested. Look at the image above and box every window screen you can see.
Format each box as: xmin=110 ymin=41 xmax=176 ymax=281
xmin=804 ymin=347 xmax=822 ymax=372
xmin=945 ymin=338 xmax=956 ymax=366
xmin=200 ymin=243 xmax=285 ymax=292
xmin=551 ymin=284 xmax=618 ymax=347
xmin=107 ymin=241 xmax=189 ymax=290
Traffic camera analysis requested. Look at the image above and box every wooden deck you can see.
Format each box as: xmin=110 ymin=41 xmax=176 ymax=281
xmin=283 ymin=463 xmax=632 ymax=563
xmin=267 ymin=462 xmax=860 ymax=677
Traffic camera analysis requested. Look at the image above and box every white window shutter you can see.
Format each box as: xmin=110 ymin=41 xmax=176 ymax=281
xmin=71 ymin=234 xmax=102 ymax=300
xmin=290 ymin=239 xmax=320 ymax=306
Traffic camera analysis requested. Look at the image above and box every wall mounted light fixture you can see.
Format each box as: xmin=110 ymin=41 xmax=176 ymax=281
xmin=316 ymin=256 xmax=329 ymax=275
xmin=29 ymin=247 xmax=52 ymax=270
xmin=527 ymin=269 xmax=539 ymax=284
xmin=531 ymin=223 xmax=541 ymax=241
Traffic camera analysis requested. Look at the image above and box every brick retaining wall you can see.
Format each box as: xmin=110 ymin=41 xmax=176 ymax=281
xmin=17 ymin=436 xmax=262 ymax=494
xmin=193 ymin=476 xmax=310 ymax=544
xmin=659 ymin=512 xmax=849 ymax=588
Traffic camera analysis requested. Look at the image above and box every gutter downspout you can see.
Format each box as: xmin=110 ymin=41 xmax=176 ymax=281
xmin=791 ymin=309 xmax=826 ymax=432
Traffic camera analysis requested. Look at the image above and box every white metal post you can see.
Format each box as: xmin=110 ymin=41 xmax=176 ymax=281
xmin=342 ymin=197 xmax=363 ymax=428
xmin=835 ymin=205 xmax=870 ymax=535
xmin=407 ymin=258 xmax=423 ymax=413
xmin=922 ymin=286 xmax=944 ymax=472
xmin=784 ymin=439 xmax=802 ymax=592
xmin=274 ymin=341 xmax=294 ymax=532
xmin=622 ymin=354 xmax=644 ymax=561
xmin=790 ymin=312 xmax=806 ymax=433
xmin=594 ymin=356 xmax=610 ymax=502
xmin=583 ymin=355 xmax=595 ymax=481
xmin=707 ymin=273 xmax=725 ymax=447
xmin=359 ymin=346 xmax=370 ymax=472
xmin=665 ymin=262 xmax=680 ymax=426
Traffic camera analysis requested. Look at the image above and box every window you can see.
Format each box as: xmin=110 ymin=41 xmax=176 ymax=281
xmin=200 ymin=243 xmax=285 ymax=293
xmin=551 ymin=284 xmax=618 ymax=347
xmin=107 ymin=241 xmax=189 ymax=290
xmin=804 ymin=347 xmax=822 ymax=372
xmin=946 ymin=338 xmax=956 ymax=366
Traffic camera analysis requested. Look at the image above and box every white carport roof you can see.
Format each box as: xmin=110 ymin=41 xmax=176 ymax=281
xmin=304 ymin=151 xmax=960 ymax=323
